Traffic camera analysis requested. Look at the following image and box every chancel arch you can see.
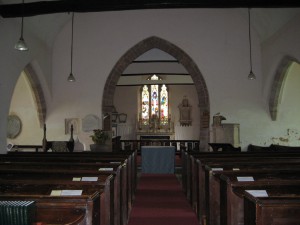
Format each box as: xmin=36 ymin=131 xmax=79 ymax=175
xmin=102 ymin=36 xmax=210 ymax=150
xmin=269 ymin=56 xmax=300 ymax=121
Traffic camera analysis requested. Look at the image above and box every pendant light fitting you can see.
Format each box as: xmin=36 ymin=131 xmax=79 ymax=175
xmin=248 ymin=8 xmax=256 ymax=80
xmin=15 ymin=0 xmax=28 ymax=51
xmin=67 ymin=12 xmax=76 ymax=82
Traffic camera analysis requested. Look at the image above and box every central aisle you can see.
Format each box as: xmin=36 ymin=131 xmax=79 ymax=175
xmin=127 ymin=174 xmax=199 ymax=225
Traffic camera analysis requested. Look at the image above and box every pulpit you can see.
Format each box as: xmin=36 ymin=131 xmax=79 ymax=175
xmin=210 ymin=123 xmax=240 ymax=148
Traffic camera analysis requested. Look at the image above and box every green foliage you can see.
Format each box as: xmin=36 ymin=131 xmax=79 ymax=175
xmin=90 ymin=129 xmax=109 ymax=144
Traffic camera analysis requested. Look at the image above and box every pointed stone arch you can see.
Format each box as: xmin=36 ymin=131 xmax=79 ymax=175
xmin=102 ymin=36 xmax=210 ymax=150
xmin=269 ymin=56 xmax=299 ymax=121
xmin=23 ymin=63 xmax=47 ymax=128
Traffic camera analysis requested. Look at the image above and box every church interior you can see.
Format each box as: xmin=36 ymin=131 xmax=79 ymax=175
xmin=1 ymin=0 xmax=300 ymax=152
xmin=1 ymin=0 xmax=300 ymax=225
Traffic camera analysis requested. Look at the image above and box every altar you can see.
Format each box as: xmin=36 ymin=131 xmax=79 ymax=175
xmin=141 ymin=146 xmax=175 ymax=174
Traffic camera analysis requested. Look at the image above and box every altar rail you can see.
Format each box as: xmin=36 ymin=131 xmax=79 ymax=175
xmin=119 ymin=139 xmax=200 ymax=152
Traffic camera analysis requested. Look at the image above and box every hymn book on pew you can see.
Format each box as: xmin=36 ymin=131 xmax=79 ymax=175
xmin=0 ymin=200 xmax=36 ymax=225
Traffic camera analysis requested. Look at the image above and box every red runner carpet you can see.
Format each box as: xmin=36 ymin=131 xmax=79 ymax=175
xmin=127 ymin=174 xmax=199 ymax=225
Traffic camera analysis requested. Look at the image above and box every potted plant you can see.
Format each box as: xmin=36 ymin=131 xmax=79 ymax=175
xmin=90 ymin=129 xmax=110 ymax=152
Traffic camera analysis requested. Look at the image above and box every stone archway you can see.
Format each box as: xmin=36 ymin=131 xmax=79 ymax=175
xmin=24 ymin=63 xmax=47 ymax=128
xmin=269 ymin=56 xmax=299 ymax=121
xmin=102 ymin=36 xmax=210 ymax=150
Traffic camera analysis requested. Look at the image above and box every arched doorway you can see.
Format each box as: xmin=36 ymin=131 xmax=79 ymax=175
xmin=102 ymin=36 xmax=210 ymax=150
xmin=269 ymin=56 xmax=300 ymax=121
xmin=7 ymin=63 xmax=46 ymax=147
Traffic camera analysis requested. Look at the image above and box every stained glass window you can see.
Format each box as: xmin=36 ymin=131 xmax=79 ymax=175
xmin=140 ymin=75 xmax=168 ymax=125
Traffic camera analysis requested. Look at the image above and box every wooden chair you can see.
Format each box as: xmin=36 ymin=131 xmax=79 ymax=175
xmin=42 ymin=124 xmax=74 ymax=152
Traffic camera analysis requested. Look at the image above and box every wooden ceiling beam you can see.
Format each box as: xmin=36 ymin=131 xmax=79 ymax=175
xmin=1 ymin=0 xmax=300 ymax=18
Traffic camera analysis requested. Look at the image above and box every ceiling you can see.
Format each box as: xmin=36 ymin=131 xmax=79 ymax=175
xmin=1 ymin=0 xmax=300 ymax=17
xmin=1 ymin=0 xmax=300 ymax=45
xmin=1 ymin=0 xmax=300 ymax=84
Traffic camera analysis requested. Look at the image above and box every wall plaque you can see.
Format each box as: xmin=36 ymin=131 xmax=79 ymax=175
xmin=7 ymin=115 xmax=22 ymax=139
xmin=82 ymin=114 xmax=100 ymax=132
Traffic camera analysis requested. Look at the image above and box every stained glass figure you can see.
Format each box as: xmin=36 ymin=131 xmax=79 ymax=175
xmin=151 ymin=84 xmax=159 ymax=117
xmin=160 ymin=84 xmax=168 ymax=125
xmin=141 ymin=85 xmax=149 ymax=125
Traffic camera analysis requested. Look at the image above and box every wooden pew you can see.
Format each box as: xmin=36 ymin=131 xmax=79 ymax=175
xmin=0 ymin=161 xmax=127 ymax=225
xmin=184 ymin=151 xmax=300 ymax=223
xmin=6 ymin=150 xmax=138 ymax=201
xmin=3 ymin=150 xmax=137 ymax=209
xmin=236 ymin=186 xmax=300 ymax=225
xmin=2 ymin=150 xmax=137 ymax=225
xmin=188 ymin=151 xmax=300 ymax=203
xmin=201 ymin=160 xmax=300 ymax=225
xmin=0 ymin=172 xmax=114 ymax=225
xmin=247 ymin=144 xmax=300 ymax=152
xmin=0 ymin=182 xmax=102 ymax=225
xmin=209 ymin=169 xmax=300 ymax=225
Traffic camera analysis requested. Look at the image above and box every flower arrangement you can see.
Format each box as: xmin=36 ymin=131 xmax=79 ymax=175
xmin=90 ymin=129 xmax=109 ymax=144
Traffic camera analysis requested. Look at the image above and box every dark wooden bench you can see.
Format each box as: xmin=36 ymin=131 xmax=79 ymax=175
xmin=0 ymin=182 xmax=102 ymax=225
xmin=0 ymin=172 xmax=114 ymax=225
xmin=6 ymin=150 xmax=138 ymax=198
xmin=182 ymin=150 xmax=300 ymax=223
xmin=247 ymin=144 xmax=300 ymax=152
xmin=210 ymin=169 xmax=300 ymax=225
xmin=200 ymin=159 xmax=300 ymax=225
xmin=0 ymin=160 xmax=128 ymax=225
xmin=186 ymin=151 xmax=300 ymax=209
xmin=4 ymin=150 xmax=137 ymax=207
xmin=1 ymin=151 xmax=136 ymax=224
xmin=237 ymin=186 xmax=300 ymax=225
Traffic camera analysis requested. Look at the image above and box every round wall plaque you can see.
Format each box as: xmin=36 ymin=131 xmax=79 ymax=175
xmin=7 ymin=115 xmax=22 ymax=139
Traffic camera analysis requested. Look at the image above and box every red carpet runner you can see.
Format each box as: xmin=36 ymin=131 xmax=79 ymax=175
xmin=127 ymin=174 xmax=199 ymax=225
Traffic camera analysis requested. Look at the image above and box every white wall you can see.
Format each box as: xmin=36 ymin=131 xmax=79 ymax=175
xmin=0 ymin=17 xmax=51 ymax=152
xmin=1 ymin=8 xmax=300 ymax=152
xmin=8 ymin=72 xmax=42 ymax=145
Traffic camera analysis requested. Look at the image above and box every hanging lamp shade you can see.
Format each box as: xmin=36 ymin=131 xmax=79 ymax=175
xmin=15 ymin=0 xmax=28 ymax=51
xmin=68 ymin=12 xmax=76 ymax=82
xmin=15 ymin=36 xmax=28 ymax=51
xmin=247 ymin=8 xmax=256 ymax=80
xmin=248 ymin=70 xmax=256 ymax=80
xmin=67 ymin=73 xmax=76 ymax=82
